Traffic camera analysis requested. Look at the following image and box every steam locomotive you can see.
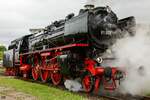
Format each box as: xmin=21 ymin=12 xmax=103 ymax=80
xmin=3 ymin=5 xmax=135 ymax=93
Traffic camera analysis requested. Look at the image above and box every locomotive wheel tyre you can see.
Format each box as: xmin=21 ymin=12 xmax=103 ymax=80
xmin=51 ymin=72 xmax=62 ymax=85
xmin=82 ymin=72 xmax=95 ymax=93
xmin=32 ymin=67 xmax=39 ymax=80
xmin=40 ymin=70 xmax=49 ymax=82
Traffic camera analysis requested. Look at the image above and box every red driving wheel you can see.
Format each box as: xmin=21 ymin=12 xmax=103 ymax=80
xmin=32 ymin=65 xmax=39 ymax=80
xmin=32 ymin=55 xmax=40 ymax=80
xmin=40 ymin=70 xmax=49 ymax=82
xmin=51 ymin=72 xmax=62 ymax=85
xmin=82 ymin=72 xmax=94 ymax=93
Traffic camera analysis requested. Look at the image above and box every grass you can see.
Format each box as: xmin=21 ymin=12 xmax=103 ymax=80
xmin=0 ymin=75 xmax=87 ymax=100
xmin=0 ymin=51 xmax=3 ymax=60
xmin=0 ymin=67 xmax=4 ymax=72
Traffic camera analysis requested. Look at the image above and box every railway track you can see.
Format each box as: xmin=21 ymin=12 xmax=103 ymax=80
xmin=142 ymin=96 xmax=150 ymax=100
xmin=101 ymin=95 xmax=121 ymax=100
xmin=101 ymin=95 xmax=150 ymax=100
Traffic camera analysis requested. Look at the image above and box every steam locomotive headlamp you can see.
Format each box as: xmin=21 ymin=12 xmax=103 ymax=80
xmin=96 ymin=57 xmax=103 ymax=64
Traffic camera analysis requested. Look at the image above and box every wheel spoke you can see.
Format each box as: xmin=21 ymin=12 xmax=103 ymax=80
xmin=32 ymin=66 xmax=39 ymax=80
xmin=40 ymin=70 xmax=49 ymax=82
xmin=51 ymin=73 xmax=62 ymax=85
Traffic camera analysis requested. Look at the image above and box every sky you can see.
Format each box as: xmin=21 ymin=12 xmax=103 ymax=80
xmin=0 ymin=0 xmax=150 ymax=47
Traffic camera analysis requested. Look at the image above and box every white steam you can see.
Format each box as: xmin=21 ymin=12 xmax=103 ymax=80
xmin=110 ymin=25 xmax=150 ymax=95
xmin=63 ymin=25 xmax=150 ymax=95
xmin=64 ymin=80 xmax=82 ymax=92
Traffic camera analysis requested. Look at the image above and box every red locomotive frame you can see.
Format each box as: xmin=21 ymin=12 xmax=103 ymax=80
xmin=5 ymin=43 xmax=123 ymax=93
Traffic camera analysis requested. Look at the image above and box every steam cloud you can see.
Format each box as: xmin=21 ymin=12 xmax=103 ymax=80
xmin=64 ymin=25 xmax=150 ymax=95
xmin=64 ymin=80 xmax=82 ymax=92
xmin=109 ymin=25 xmax=150 ymax=95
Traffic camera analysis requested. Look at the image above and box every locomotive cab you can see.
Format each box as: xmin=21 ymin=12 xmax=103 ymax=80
xmin=3 ymin=35 xmax=30 ymax=68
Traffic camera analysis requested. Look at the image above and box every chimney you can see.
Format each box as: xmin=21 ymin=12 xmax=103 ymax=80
xmin=84 ymin=4 xmax=95 ymax=9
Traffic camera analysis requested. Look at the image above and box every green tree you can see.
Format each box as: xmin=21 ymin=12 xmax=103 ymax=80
xmin=0 ymin=45 xmax=7 ymax=60
xmin=0 ymin=45 xmax=6 ymax=52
